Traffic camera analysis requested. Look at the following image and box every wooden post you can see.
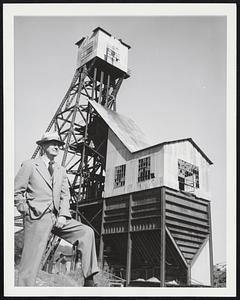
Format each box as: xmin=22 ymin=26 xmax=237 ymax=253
xmin=92 ymin=67 xmax=97 ymax=101
xmin=98 ymin=199 xmax=105 ymax=270
xmin=105 ymin=74 xmax=110 ymax=107
xmin=208 ymin=202 xmax=214 ymax=286
xmin=160 ymin=187 xmax=166 ymax=287
xmin=99 ymin=71 xmax=104 ymax=104
xmin=187 ymin=264 xmax=191 ymax=286
xmin=126 ymin=194 xmax=133 ymax=286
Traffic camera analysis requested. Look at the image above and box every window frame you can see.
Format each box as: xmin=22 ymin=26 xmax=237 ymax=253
xmin=138 ymin=156 xmax=151 ymax=182
xmin=178 ymin=159 xmax=200 ymax=193
xmin=114 ymin=164 xmax=126 ymax=188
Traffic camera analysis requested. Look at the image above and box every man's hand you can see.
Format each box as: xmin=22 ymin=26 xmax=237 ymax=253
xmin=17 ymin=202 xmax=29 ymax=215
xmin=55 ymin=216 xmax=67 ymax=228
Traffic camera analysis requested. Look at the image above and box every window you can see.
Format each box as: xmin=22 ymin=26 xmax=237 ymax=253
xmin=105 ymin=45 xmax=120 ymax=64
xmin=81 ymin=41 xmax=94 ymax=60
xmin=114 ymin=164 xmax=126 ymax=188
xmin=178 ymin=159 xmax=199 ymax=193
xmin=138 ymin=157 xmax=151 ymax=182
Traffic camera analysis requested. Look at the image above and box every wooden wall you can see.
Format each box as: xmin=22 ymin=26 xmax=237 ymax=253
xmin=101 ymin=187 xmax=213 ymax=285
xmin=163 ymin=141 xmax=211 ymax=199
xmin=77 ymin=29 xmax=129 ymax=73
xmin=105 ymin=130 xmax=211 ymax=200
xmin=104 ymin=129 xmax=164 ymax=198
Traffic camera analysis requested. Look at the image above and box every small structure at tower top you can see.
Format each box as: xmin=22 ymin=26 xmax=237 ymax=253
xmin=75 ymin=27 xmax=131 ymax=75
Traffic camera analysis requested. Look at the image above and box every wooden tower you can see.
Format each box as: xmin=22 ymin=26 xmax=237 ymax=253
xmin=31 ymin=27 xmax=130 ymax=256
xmin=33 ymin=27 xmax=130 ymax=225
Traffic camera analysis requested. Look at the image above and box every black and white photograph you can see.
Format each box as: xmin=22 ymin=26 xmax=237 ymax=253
xmin=3 ymin=3 xmax=236 ymax=297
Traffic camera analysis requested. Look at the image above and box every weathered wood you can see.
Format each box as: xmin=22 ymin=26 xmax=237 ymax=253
xmin=131 ymin=224 xmax=160 ymax=231
xmin=165 ymin=211 xmax=209 ymax=227
xmin=165 ymin=188 xmax=210 ymax=206
xmin=105 ymin=74 xmax=110 ymax=107
xmin=160 ymin=187 xmax=166 ymax=287
xmin=132 ymin=206 xmax=161 ymax=215
xmin=98 ymin=199 xmax=106 ymax=269
xmin=92 ymin=67 xmax=97 ymax=101
xmin=166 ymin=219 xmax=209 ymax=234
xmin=207 ymin=203 xmax=214 ymax=286
xmin=166 ymin=203 xmax=208 ymax=220
xmin=104 ymin=218 xmax=129 ymax=224
xmin=166 ymin=195 xmax=208 ymax=212
xmin=99 ymin=70 xmax=104 ymax=104
xmin=133 ymin=233 xmax=156 ymax=266
xmin=176 ymin=240 xmax=201 ymax=249
xmin=105 ymin=203 xmax=128 ymax=211
xmin=132 ymin=197 xmax=159 ymax=206
xmin=190 ymin=236 xmax=209 ymax=267
xmin=182 ymin=252 xmax=195 ymax=259
xmin=168 ymin=228 xmax=207 ymax=240
xmin=126 ymin=194 xmax=133 ymax=285
xmin=166 ymin=227 xmax=188 ymax=268
xmin=178 ymin=246 xmax=198 ymax=254
xmin=187 ymin=265 xmax=191 ymax=286
xmin=104 ymin=212 xmax=128 ymax=219
xmin=132 ymin=214 xmax=161 ymax=221
xmin=105 ymin=208 xmax=128 ymax=215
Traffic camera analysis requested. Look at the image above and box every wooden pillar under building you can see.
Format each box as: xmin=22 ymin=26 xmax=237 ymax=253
xmin=126 ymin=193 xmax=133 ymax=286
xmin=99 ymin=71 xmax=104 ymax=104
xmin=187 ymin=264 xmax=191 ymax=286
xmin=207 ymin=202 xmax=214 ymax=286
xmin=160 ymin=187 xmax=166 ymax=287
xmin=98 ymin=199 xmax=105 ymax=270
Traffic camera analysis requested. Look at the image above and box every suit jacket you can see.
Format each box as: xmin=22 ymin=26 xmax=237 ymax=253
xmin=14 ymin=157 xmax=71 ymax=219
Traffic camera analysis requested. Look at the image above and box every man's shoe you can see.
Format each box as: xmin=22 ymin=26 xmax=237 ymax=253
xmin=84 ymin=275 xmax=95 ymax=287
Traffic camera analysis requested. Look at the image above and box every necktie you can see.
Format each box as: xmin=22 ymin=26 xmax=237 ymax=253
xmin=48 ymin=161 xmax=54 ymax=177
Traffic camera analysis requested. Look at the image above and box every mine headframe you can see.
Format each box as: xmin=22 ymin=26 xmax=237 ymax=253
xmin=32 ymin=27 xmax=131 ymax=222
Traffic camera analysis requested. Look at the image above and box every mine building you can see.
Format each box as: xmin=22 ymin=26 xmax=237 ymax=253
xmin=89 ymin=100 xmax=214 ymax=287
xmin=27 ymin=27 xmax=214 ymax=287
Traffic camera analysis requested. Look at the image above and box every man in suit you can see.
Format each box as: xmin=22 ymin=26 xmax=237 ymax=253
xmin=15 ymin=132 xmax=99 ymax=286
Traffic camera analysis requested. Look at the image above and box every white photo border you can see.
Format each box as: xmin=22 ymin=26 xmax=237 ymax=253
xmin=3 ymin=3 xmax=236 ymax=297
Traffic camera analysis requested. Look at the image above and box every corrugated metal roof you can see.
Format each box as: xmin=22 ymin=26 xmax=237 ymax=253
xmin=89 ymin=100 xmax=151 ymax=152
xmin=133 ymin=138 xmax=213 ymax=165
xmin=89 ymin=101 xmax=213 ymax=164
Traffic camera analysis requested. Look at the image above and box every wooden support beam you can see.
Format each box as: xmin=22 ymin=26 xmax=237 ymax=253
xmin=166 ymin=227 xmax=188 ymax=269
xmin=160 ymin=187 xmax=166 ymax=287
xmin=99 ymin=71 xmax=104 ymax=104
xmin=98 ymin=199 xmax=105 ymax=270
xmin=165 ymin=219 xmax=209 ymax=234
xmin=187 ymin=265 xmax=191 ymax=286
xmin=92 ymin=67 xmax=97 ymax=101
xmin=105 ymin=74 xmax=110 ymax=107
xmin=165 ymin=211 xmax=209 ymax=227
xmin=167 ymin=227 xmax=206 ymax=240
xmin=31 ymin=68 xmax=81 ymax=158
xmin=126 ymin=194 xmax=133 ymax=286
xmin=165 ymin=203 xmax=208 ymax=220
xmin=166 ymin=197 xmax=208 ymax=213
xmin=207 ymin=203 xmax=214 ymax=287
xmin=165 ymin=188 xmax=209 ymax=206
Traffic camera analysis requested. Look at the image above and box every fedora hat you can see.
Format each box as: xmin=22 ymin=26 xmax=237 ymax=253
xmin=36 ymin=132 xmax=65 ymax=146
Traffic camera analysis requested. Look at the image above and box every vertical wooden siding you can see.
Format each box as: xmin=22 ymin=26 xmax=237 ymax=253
xmin=165 ymin=188 xmax=210 ymax=264
xmin=104 ymin=130 xmax=164 ymax=198
xmin=105 ymin=132 xmax=211 ymax=199
xmin=163 ymin=141 xmax=211 ymax=199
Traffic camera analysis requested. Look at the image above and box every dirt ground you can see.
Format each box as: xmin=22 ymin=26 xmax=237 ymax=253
xmin=15 ymin=268 xmax=79 ymax=287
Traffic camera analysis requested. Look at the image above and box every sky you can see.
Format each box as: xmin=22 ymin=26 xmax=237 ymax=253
xmin=14 ymin=16 xmax=227 ymax=264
